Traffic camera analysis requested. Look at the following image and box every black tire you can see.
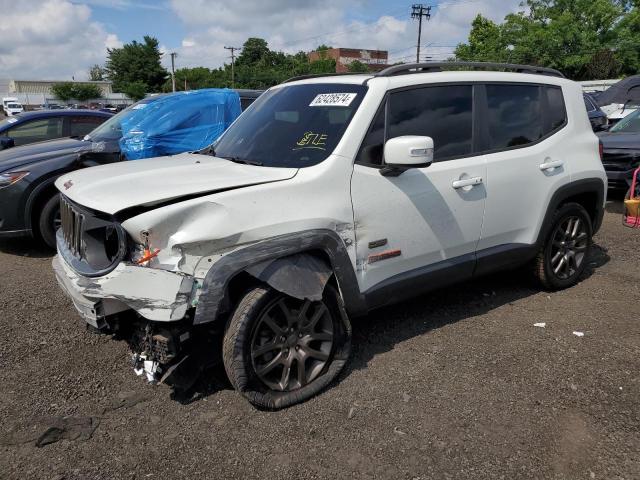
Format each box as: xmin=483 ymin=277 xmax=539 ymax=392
xmin=532 ymin=202 xmax=593 ymax=290
xmin=223 ymin=284 xmax=351 ymax=410
xmin=38 ymin=193 xmax=61 ymax=250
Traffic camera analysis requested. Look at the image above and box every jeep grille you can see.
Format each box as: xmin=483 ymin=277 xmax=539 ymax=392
xmin=60 ymin=196 xmax=85 ymax=257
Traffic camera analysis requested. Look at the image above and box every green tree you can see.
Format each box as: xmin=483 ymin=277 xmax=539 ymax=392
xmin=51 ymin=82 xmax=77 ymax=102
xmin=88 ymin=64 xmax=106 ymax=81
xmin=123 ymin=81 xmax=148 ymax=101
xmin=347 ymin=60 xmax=370 ymax=73
xmin=105 ymin=36 xmax=168 ymax=93
xmin=74 ymin=84 xmax=103 ymax=102
xmin=455 ymin=0 xmax=638 ymax=80
xmin=158 ymin=38 xmax=339 ymax=92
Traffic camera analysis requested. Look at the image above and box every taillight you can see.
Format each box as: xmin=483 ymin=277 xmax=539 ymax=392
xmin=598 ymin=140 xmax=604 ymax=161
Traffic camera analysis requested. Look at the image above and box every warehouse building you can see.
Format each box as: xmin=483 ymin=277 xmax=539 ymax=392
xmin=0 ymin=78 xmax=130 ymax=109
xmin=8 ymin=79 xmax=113 ymax=96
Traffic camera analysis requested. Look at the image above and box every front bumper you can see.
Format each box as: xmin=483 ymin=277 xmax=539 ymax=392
xmin=52 ymin=254 xmax=194 ymax=325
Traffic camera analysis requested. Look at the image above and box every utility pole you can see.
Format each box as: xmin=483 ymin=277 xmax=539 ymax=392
xmin=224 ymin=46 xmax=241 ymax=88
xmin=411 ymin=4 xmax=432 ymax=64
xmin=170 ymin=52 xmax=178 ymax=92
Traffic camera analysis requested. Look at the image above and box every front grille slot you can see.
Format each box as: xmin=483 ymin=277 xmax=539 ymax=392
xmin=60 ymin=197 xmax=85 ymax=257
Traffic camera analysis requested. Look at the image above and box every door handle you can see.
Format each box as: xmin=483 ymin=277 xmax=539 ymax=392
xmin=539 ymin=160 xmax=564 ymax=171
xmin=452 ymin=177 xmax=483 ymax=189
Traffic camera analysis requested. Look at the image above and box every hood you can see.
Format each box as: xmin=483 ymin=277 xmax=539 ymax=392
xmin=597 ymin=131 xmax=640 ymax=150
xmin=56 ymin=153 xmax=298 ymax=215
xmin=0 ymin=137 xmax=89 ymax=172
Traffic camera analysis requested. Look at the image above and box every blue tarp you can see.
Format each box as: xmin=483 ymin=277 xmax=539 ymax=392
xmin=119 ymin=88 xmax=242 ymax=160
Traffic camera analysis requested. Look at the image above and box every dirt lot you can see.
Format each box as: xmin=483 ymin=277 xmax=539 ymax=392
xmin=0 ymin=198 xmax=638 ymax=480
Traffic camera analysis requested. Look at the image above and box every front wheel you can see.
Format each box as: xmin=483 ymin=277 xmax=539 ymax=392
xmin=222 ymin=284 xmax=351 ymax=410
xmin=532 ymin=202 xmax=593 ymax=290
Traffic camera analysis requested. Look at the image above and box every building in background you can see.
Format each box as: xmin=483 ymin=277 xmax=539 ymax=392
xmin=9 ymin=79 xmax=113 ymax=96
xmin=307 ymin=48 xmax=389 ymax=73
xmin=0 ymin=78 xmax=131 ymax=110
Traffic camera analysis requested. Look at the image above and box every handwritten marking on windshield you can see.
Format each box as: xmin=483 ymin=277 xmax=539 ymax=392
xmin=294 ymin=132 xmax=328 ymax=151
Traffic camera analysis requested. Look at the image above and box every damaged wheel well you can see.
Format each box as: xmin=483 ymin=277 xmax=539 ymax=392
xmin=193 ymin=229 xmax=367 ymax=326
xmin=227 ymin=249 xmax=335 ymax=309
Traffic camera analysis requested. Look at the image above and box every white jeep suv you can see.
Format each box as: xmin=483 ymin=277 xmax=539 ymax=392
xmin=53 ymin=63 xmax=607 ymax=409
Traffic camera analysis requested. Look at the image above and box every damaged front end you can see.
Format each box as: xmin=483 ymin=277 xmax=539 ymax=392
xmin=53 ymin=196 xmax=215 ymax=390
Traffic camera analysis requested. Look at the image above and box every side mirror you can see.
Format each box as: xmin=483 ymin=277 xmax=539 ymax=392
xmin=381 ymin=136 xmax=434 ymax=177
xmin=0 ymin=137 xmax=15 ymax=150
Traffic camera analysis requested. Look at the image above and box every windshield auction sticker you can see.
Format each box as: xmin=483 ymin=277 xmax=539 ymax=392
xmin=309 ymin=93 xmax=357 ymax=107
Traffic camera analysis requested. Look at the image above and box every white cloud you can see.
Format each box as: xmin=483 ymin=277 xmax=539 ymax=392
xmin=166 ymin=0 xmax=523 ymax=70
xmin=0 ymin=0 xmax=120 ymax=80
xmin=0 ymin=0 xmax=524 ymax=81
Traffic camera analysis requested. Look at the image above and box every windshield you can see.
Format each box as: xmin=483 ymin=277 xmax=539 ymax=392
xmin=610 ymin=109 xmax=640 ymax=133
xmin=86 ymin=98 xmax=156 ymax=141
xmin=7 ymin=103 xmax=21 ymax=109
xmin=212 ymin=83 xmax=367 ymax=168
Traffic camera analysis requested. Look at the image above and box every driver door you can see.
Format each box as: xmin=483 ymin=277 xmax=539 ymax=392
xmin=351 ymin=84 xmax=486 ymax=304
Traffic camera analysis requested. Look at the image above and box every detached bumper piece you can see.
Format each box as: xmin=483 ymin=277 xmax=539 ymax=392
xmin=52 ymin=255 xmax=194 ymax=323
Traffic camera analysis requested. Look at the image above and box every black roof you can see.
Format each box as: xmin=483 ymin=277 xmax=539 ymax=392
xmin=13 ymin=109 xmax=113 ymax=120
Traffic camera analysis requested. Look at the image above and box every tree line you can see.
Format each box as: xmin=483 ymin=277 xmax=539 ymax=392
xmin=71 ymin=0 xmax=640 ymax=102
xmin=80 ymin=37 xmax=367 ymax=100
xmin=455 ymin=0 xmax=640 ymax=80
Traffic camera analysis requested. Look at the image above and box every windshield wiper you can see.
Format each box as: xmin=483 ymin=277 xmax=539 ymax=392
xmin=221 ymin=156 xmax=263 ymax=166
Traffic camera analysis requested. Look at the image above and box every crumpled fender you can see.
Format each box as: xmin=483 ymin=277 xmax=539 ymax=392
xmin=192 ymin=229 xmax=367 ymax=326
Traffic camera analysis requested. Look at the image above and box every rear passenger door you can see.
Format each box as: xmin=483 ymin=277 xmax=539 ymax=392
xmin=477 ymin=83 xmax=571 ymax=260
xmin=351 ymin=84 xmax=487 ymax=295
xmin=64 ymin=115 xmax=107 ymax=138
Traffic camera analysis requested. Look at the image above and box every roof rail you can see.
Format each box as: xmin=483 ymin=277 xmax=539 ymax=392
xmin=282 ymin=72 xmax=370 ymax=84
xmin=374 ymin=62 xmax=565 ymax=79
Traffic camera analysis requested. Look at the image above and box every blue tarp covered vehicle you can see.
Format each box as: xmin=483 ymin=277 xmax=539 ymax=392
xmin=119 ymin=88 xmax=242 ymax=160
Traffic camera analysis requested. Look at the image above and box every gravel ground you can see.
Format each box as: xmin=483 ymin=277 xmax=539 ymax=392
xmin=0 ymin=198 xmax=639 ymax=480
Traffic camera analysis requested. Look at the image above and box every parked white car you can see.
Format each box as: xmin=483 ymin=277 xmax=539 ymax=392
xmin=2 ymin=97 xmax=23 ymax=116
xmin=52 ymin=62 xmax=607 ymax=409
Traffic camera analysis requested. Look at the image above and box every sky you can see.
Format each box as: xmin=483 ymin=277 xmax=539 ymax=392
xmin=0 ymin=0 xmax=525 ymax=81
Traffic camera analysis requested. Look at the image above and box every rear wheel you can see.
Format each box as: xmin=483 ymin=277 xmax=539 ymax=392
xmin=38 ymin=193 xmax=61 ymax=249
xmin=533 ymin=202 xmax=592 ymax=290
xmin=223 ymin=284 xmax=351 ymax=410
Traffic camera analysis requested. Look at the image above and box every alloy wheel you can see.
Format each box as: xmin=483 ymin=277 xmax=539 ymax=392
xmin=250 ymin=296 xmax=334 ymax=392
xmin=549 ymin=215 xmax=589 ymax=280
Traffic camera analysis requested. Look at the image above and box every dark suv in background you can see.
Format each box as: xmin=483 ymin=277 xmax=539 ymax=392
xmin=0 ymin=90 xmax=262 ymax=249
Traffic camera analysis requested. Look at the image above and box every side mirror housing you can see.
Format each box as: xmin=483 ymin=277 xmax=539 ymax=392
xmin=0 ymin=136 xmax=15 ymax=151
xmin=381 ymin=136 xmax=434 ymax=177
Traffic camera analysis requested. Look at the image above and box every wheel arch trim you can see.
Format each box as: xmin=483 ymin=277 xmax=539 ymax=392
xmin=536 ymin=178 xmax=605 ymax=246
xmin=193 ymin=229 xmax=366 ymax=325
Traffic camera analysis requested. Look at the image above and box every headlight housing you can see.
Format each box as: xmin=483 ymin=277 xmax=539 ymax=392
xmin=0 ymin=171 xmax=29 ymax=190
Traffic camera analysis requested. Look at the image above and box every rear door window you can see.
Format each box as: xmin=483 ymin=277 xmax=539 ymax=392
xmin=67 ymin=115 xmax=107 ymax=137
xmin=485 ymin=84 xmax=543 ymax=149
xmin=483 ymin=84 xmax=567 ymax=152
